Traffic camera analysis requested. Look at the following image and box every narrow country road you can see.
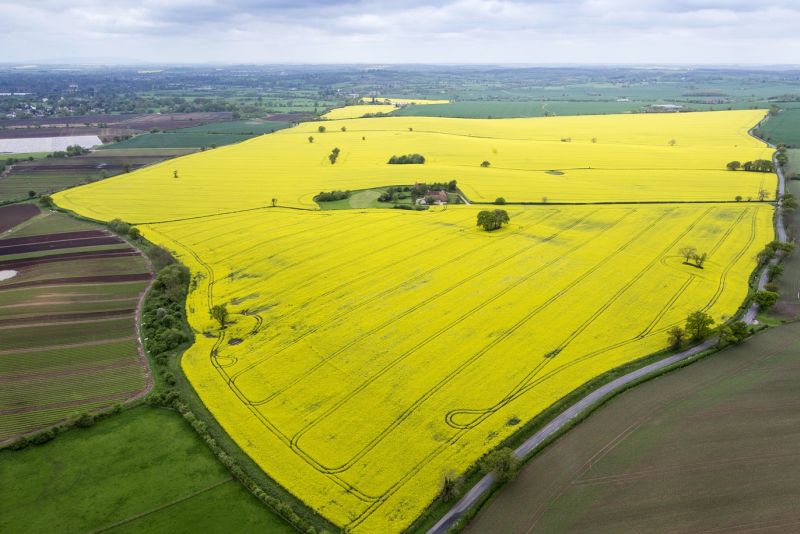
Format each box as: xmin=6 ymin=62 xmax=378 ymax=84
xmin=427 ymin=144 xmax=787 ymax=534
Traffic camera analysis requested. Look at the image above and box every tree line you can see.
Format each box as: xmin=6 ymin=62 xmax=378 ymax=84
xmin=726 ymin=159 xmax=774 ymax=172
xmin=388 ymin=153 xmax=425 ymax=164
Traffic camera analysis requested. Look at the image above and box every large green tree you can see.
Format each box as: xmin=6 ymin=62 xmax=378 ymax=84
xmin=477 ymin=209 xmax=510 ymax=231
xmin=685 ymin=310 xmax=715 ymax=342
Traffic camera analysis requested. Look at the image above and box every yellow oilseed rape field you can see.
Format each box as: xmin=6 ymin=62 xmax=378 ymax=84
xmin=322 ymin=104 xmax=398 ymax=119
xmin=56 ymin=110 xmax=774 ymax=223
xmin=323 ymin=99 xmax=449 ymax=119
xmin=53 ymin=110 xmax=776 ymax=532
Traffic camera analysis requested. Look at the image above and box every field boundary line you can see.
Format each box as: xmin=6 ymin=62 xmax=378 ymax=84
xmin=88 ymin=477 xmax=233 ymax=534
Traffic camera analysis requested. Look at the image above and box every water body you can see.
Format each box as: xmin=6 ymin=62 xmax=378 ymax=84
xmin=0 ymin=135 xmax=101 ymax=153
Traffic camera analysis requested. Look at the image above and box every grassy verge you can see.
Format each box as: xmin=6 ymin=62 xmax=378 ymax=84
xmin=316 ymin=186 xmax=417 ymax=210
xmin=0 ymin=406 xmax=292 ymax=534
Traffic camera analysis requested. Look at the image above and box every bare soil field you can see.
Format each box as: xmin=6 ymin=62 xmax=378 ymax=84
xmin=466 ymin=323 xmax=800 ymax=533
xmin=0 ymin=114 xmax=137 ymax=128
xmin=0 ymin=212 xmax=153 ymax=442
xmin=0 ymin=204 xmax=39 ymax=233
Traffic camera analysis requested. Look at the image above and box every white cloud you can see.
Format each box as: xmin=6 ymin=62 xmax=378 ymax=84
xmin=0 ymin=0 xmax=798 ymax=63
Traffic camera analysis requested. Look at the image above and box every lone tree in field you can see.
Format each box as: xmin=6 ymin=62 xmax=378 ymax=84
xmin=480 ymin=447 xmax=519 ymax=482
xmin=668 ymin=138 xmax=677 ymax=146
xmin=477 ymin=209 xmax=510 ymax=231
xmin=667 ymin=325 xmax=685 ymax=350
xmin=328 ymin=147 xmax=341 ymax=164
xmin=685 ymin=310 xmax=715 ymax=342
xmin=679 ymin=246 xmax=697 ymax=264
xmin=494 ymin=197 xmax=506 ymax=205
xmin=210 ymin=304 xmax=229 ymax=329
xmin=481 ymin=160 xmax=491 ymax=168
xmin=726 ymin=160 xmax=741 ymax=171
xmin=318 ymin=125 xmax=326 ymax=133
xmin=271 ymin=198 xmax=278 ymax=207
xmin=308 ymin=136 xmax=314 ymax=144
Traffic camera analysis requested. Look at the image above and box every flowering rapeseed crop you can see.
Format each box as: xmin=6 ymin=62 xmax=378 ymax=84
xmin=322 ymin=104 xmax=398 ymax=119
xmin=54 ymin=110 xmax=776 ymax=532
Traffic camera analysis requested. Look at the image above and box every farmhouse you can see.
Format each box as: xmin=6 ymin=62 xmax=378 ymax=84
xmin=417 ymin=189 xmax=448 ymax=204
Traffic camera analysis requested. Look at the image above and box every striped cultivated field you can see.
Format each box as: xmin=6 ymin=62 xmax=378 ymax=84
xmin=0 ymin=207 xmax=152 ymax=441
xmin=53 ymin=110 xmax=776 ymax=531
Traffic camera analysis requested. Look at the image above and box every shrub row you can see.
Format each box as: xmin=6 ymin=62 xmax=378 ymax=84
xmin=314 ymin=190 xmax=350 ymax=202
xmin=387 ymin=153 xmax=425 ymax=164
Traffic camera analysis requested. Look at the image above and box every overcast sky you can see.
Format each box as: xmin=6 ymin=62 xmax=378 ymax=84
xmin=2 ymin=0 xmax=799 ymax=64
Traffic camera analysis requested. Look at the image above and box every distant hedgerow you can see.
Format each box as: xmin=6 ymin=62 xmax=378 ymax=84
xmin=388 ymin=153 xmax=425 ymax=164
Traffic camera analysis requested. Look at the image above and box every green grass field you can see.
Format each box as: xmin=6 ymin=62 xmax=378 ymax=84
xmin=465 ymin=322 xmax=800 ymax=533
xmin=315 ymin=187 xmax=414 ymax=210
xmin=0 ymin=406 xmax=293 ymax=534
xmin=174 ymin=119 xmax=291 ymax=135
xmin=1 ymin=152 xmax=51 ymax=160
xmin=0 ymin=174 xmax=103 ymax=203
xmin=391 ymin=100 xmax=648 ymax=118
xmin=6 ymin=210 xmax=101 ymax=237
xmin=754 ymin=103 xmax=800 ymax=148
xmin=99 ymin=119 xmax=292 ymax=150
xmin=390 ymin=99 xmax=773 ymax=119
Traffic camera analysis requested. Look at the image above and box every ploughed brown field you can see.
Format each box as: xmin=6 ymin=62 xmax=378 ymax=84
xmin=0 ymin=206 xmax=153 ymax=442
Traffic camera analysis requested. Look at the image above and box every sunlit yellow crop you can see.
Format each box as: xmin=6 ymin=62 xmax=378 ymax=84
xmin=362 ymin=97 xmax=450 ymax=105
xmin=56 ymin=110 xmax=774 ymax=222
xmin=322 ymin=104 xmax=397 ymax=119
xmin=53 ymin=110 xmax=776 ymax=532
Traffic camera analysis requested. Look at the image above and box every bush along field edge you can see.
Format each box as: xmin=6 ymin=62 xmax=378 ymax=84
xmin=0 ymin=200 xmax=336 ymax=534
xmin=410 ymin=146 xmax=794 ymax=534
